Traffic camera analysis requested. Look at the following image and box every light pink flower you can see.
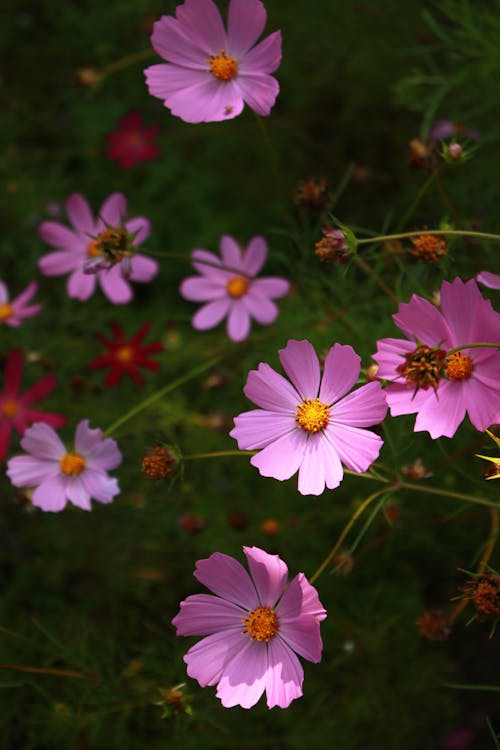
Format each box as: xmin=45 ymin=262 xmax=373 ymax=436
xmin=477 ymin=271 xmax=500 ymax=290
xmin=38 ymin=193 xmax=158 ymax=304
xmin=180 ymin=235 xmax=289 ymax=342
xmin=144 ymin=0 xmax=282 ymax=123
xmin=373 ymin=277 xmax=500 ymax=439
xmin=230 ymin=340 xmax=387 ymax=495
xmin=172 ymin=546 xmax=326 ymax=709
xmin=7 ymin=420 xmax=122 ymax=512
xmin=0 ymin=281 xmax=41 ymax=327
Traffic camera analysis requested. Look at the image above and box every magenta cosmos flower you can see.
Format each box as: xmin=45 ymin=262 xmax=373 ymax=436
xmin=7 ymin=420 xmax=122 ymax=512
xmin=180 ymin=235 xmax=289 ymax=342
xmin=0 ymin=349 xmax=65 ymax=461
xmin=172 ymin=546 xmax=326 ymax=709
xmin=0 ymin=281 xmax=41 ymax=327
xmin=144 ymin=0 xmax=282 ymax=123
xmin=38 ymin=193 xmax=158 ymax=304
xmin=373 ymin=277 xmax=500 ymax=439
xmin=477 ymin=271 xmax=500 ymax=290
xmin=230 ymin=340 xmax=387 ymax=495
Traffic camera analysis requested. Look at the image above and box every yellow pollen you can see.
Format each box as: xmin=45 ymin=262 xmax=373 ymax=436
xmin=445 ymin=352 xmax=474 ymax=381
xmin=226 ymin=276 xmax=249 ymax=298
xmin=295 ymin=398 xmax=330 ymax=433
xmin=208 ymin=50 xmax=238 ymax=81
xmin=243 ymin=607 xmax=279 ymax=642
xmin=59 ymin=452 xmax=86 ymax=476
xmin=2 ymin=399 xmax=18 ymax=419
xmin=115 ymin=345 xmax=134 ymax=363
xmin=0 ymin=303 xmax=13 ymax=321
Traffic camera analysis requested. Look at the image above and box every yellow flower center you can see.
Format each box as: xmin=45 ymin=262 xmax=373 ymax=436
xmin=295 ymin=398 xmax=330 ymax=433
xmin=445 ymin=352 xmax=474 ymax=381
xmin=226 ymin=276 xmax=249 ymax=298
xmin=2 ymin=399 xmax=18 ymax=419
xmin=87 ymin=227 xmax=130 ymax=260
xmin=0 ymin=303 xmax=13 ymax=321
xmin=116 ymin=345 xmax=134 ymax=363
xmin=243 ymin=607 xmax=279 ymax=642
xmin=208 ymin=50 xmax=238 ymax=81
xmin=59 ymin=453 xmax=86 ymax=476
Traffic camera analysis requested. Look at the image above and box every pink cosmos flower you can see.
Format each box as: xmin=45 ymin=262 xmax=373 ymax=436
xmin=373 ymin=277 xmax=500 ymax=439
xmin=106 ymin=111 xmax=161 ymax=170
xmin=477 ymin=271 xmax=500 ymax=290
xmin=180 ymin=235 xmax=289 ymax=342
xmin=172 ymin=545 xmax=326 ymax=709
xmin=230 ymin=340 xmax=387 ymax=495
xmin=0 ymin=349 xmax=65 ymax=461
xmin=7 ymin=420 xmax=122 ymax=512
xmin=38 ymin=193 xmax=158 ymax=304
xmin=0 ymin=281 xmax=41 ymax=327
xmin=144 ymin=0 xmax=282 ymax=123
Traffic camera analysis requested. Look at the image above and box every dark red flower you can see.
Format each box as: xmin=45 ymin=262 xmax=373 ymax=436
xmin=88 ymin=322 xmax=163 ymax=387
xmin=0 ymin=350 xmax=66 ymax=461
xmin=106 ymin=111 xmax=161 ymax=170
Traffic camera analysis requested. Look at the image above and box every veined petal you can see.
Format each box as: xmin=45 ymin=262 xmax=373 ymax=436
xmin=463 ymin=377 xmax=500 ymax=432
xmin=230 ymin=409 xmax=296 ymax=450
xmin=331 ymin=381 xmax=387 ymax=427
xmin=174 ymin=0 xmax=226 ymax=56
xmin=243 ymin=362 xmax=301 ymax=412
xmin=81 ymin=469 xmax=120 ymax=504
xmin=227 ymin=0 xmax=267 ymax=57
xmin=279 ymin=340 xmax=320 ymax=400
xmin=20 ymin=422 xmax=65 ymax=460
xmin=413 ymin=379 xmax=466 ymax=438
xmin=216 ymin=637 xmax=268 ymax=709
xmin=243 ymin=546 xmax=288 ymax=608
xmin=250 ymin=427 xmax=307 ymax=482
xmin=172 ymin=593 xmax=245 ymax=636
xmin=393 ymin=294 xmax=452 ymax=348
xmin=324 ymin=423 xmax=383 ymax=473
xmin=277 ymin=573 xmax=327 ymax=623
xmin=194 ymin=552 xmax=259 ymax=610
xmin=150 ymin=16 xmax=210 ymax=68
xmin=265 ymin=638 xmax=303 ymax=709
xmin=242 ymin=235 xmax=267 ymax=275
xmin=234 ymin=72 xmax=279 ymax=116
xmin=240 ymin=31 xmax=282 ymax=75
xmin=32 ymin=475 xmax=68 ymax=512
xmin=319 ymin=343 xmax=360 ymax=405
xmin=297 ymin=431 xmax=344 ymax=495
xmin=65 ymin=194 xmax=95 ymax=235
xmin=184 ymin=630 xmax=244 ymax=688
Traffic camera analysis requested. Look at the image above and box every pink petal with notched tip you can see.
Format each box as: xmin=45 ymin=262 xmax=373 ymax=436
xmin=150 ymin=17 xmax=208 ymax=68
xmin=184 ymin=630 xmax=244 ymax=687
xmin=440 ymin=278 xmax=489 ymax=345
xmin=250 ymin=428 xmax=307 ymax=482
xmin=20 ymin=422 xmax=66 ymax=460
xmin=32 ymin=475 xmax=68 ymax=512
xmin=325 ymin=422 xmax=383 ymax=473
xmin=319 ymin=343 xmax=360 ymax=405
xmin=216 ymin=637 xmax=268 ymax=709
xmin=265 ymin=637 xmax=304 ymax=709
xmin=373 ymin=337 xmax=417 ymax=380
xmin=463 ymin=378 xmax=500 ymax=432
xmin=243 ymin=546 xmax=288 ymax=608
xmin=81 ymin=470 xmax=120 ymax=504
xmin=194 ymin=552 xmax=259 ymax=610
xmin=297 ymin=432 xmax=344 ymax=495
xmin=279 ymin=340 xmax=321 ymax=400
xmin=331 ymin=381 xmax=387 ymax=427
xmin=227 ymin=0 xmax=267 ymax=57
xmin=243 ymin=362 xmax=301 ymax=412
xmin=65 ymin=193 xmax=95 ymax=235
xmin=239 ymin=30 xmax=282 ymax=75
xmin=174 ymin=0 xmax=226 ymax=55
xmin=235 ymin=73 xmax=279 ymax=116
xmin=414 ymin=379 xmax=466 ymax=438
xmin=277 ymin=572 xmax=327 ymax=623
xmin=230 ymin=409 xmax=295 ymax=450
xmin=6 ymin=454 xmax=58 ymax=487
xmin=172 ymin=593 xmax=245 ymax=636
xmin=393 ymin=294 xmax=452 ymax=348
xmin=65 ymin=476 xmax=92 ymax=511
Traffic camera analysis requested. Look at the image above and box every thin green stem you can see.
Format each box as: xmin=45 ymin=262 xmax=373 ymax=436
xmin=447 ymin=342 xmax=500 ymax=355
xmin=183 ymin=450 xmax=255 ymax=460
xmin=104 ymin=357 xmax=221 ymax=437
xmin=146 ymin=250 xmax=253 ymax=279
xmin=358 ymin=229 xmax=500 ymax=245
xmin=397 ymin=480 xmax=499 ymax=510
xmin=351 ymin=254 xmax=398 ymax=303
xmin=396 ymin=167 xmax=441 ymax=230
xmin=252 ymin=110 xmax=282 ymax=200
xmin=101 ymin=48 xmax=155 ymax=78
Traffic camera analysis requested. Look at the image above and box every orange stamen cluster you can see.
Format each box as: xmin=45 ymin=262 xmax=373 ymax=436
xmin=226 ymin=276 xmax=249 ymax=298
xmin=115 ymin=345 xmax=134 ymax=363
xmin=295 ymin=398 xmax=330 ymax=433
xmin=59 ymin=453 xmax=86 ymax=476
xmin=409 ymin=234 xmax=448 ymax=263
xmin=208 ymin=50 xmax=238 ymax=81
xmin=2 ymin=399 xmax=18 ymax=419
xmin=87 ymin=227 xmax=130 ymax=260
xmin=445 ymin=352 xmax=474 ymax=381
xmin=243 ymin=607 xmax=279 ymax=642
xmin=0 ymin=303 xmax=13 ymax=321
xmin=397 ymin=345 xmax=446 ymax=392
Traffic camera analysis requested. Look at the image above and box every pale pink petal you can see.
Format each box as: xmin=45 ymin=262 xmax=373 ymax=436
xmin=74 ymin=420 xmax=103 ymax=454
xmin=265 ymin=638 xmax=303 ymax=709
xmin=393 ymin=294 xmax=452 ymax=347
xmin=477 ymin=271 xmax=500 ymax=290
xmin=464 ymin=378 xmax=500 ymax=432
xmin=373 ymin=337 xmax=417 ymax=381
xmin=38 ymin=222 xmax=86 ymax=253
xmin=67 ymin=268 xmax=96 ymax=300
xmin=150 ymin=17 xmax=209 ymax=68
xmin=243 ymin=362 xmax=301 ymax=412
xmin=219 ymin=235 xmax=244 ymax=271
xmin=331 ymin=381 xmax=387 ymax=427
xmin=129 ymin=254 xmax=159 ymax=283
xmin=98 ymin=266 xmax=133 ymax=304
xmin=226 ymin=302 xmax=251 ymax=341
xmin=319 ymin=343 xmax=360 ymax=405
xmin=191 ymin=249 xmax=225 ymax=277
xmin=279 ymin=340 xmax=320 ymax=400
xmin=242 ymin=235 xmax=267 ymax=275
xmin=235 ymin=73 xmax=279 ymax=116
xmin=240 ymin=31 xmax=282 ymax=75
xmin=12 ymin=281 xmax=38 ymax=308
xmin=277 ymin=620 xmax=323 ymax=665
xmin=242 ymin=293 xmax=278 ymax=325
xmin=98 ymin=193 xmax=127 ymax=228
xmin=440 ymin=277 xmax=485 ymax=345
xmin=85 ymin=440 xmax=122 ymax=472
xmin=184 ymin=630 xmax=244 ymax=687
xmin=180 ymin=276 xmax=226 ymax=302
xmin=0 ymin=281 xmax=8 ymax=304
xmin=216 ymin=638 xmax=268 ymax=709
xmin=297 ymin=432 xmax=344 ymax=495
xmin=6 ymin=455 xmax=58 ymax=487
xmin=277 ymin=572 xmax=327 ymax=622
xmin=230 ymin=409 xmax=296 ymax=450
xmin=243 ymin=546 xmax=288 ymax=608
xmin=250 ymin=277 xmax=290 ymax=299
xmin=65 ymin=194 xmax=95 ymax=235
xmin=172 ymin=593 xmax=245 ymax=636
xmin=384 ymin=381 xmax=432 ymax=416
xmin=227 ymin=0 xmax=266 ymax=56
xmin=192 ymin=298 xmax=231 ymax=330
xmin=174 ymin=0 xmax=226 ymax=56
xmin=164 ymin=76 xmax=244 ymax=123
xmin=81 ymin=469 xmax=120 ymax=503
xmin=20 ymin=422 xmax=65 ymax=460
xmin=32 ymin=475 xmax=68 ymax=512
xmin=325 ymin=423 xmax=383 ymax=473
xmin=194 ymin=552 xmax=259 ymax=610
xmin=65 ymin=476 xmax=92 ymax=511
xmin=250 ymin=428 xmax=307 ymax=482
xmin=125 ymin=217 xmax=151 ymax=246
xmin=39 ymin=250 xmax=82 ymax=276
xmin=414 ymin=380 xmax=466 ymax=438
xmin=144 ymin=64 xmax=211 ymax=100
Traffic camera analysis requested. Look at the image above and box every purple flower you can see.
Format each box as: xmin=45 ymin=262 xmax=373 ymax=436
xmin=429 ymin=120 xmax=480 ymax=142
xmin=179 ymin=235 xmax=289 ymax=342
xmin=7 ymin=420 xmax=122 ymax=512
xmin=172 ymin=545 xmax=326 ymax=709
xmin=38 ymin=193 xmax=158 ymax=304
xmin=144 ymin=0 xmax=282 ymax=123
xmin=230 ymin=340 xmax=387 ymax=495
xmin=0 ymin=281 xmax=41 ymax=327
xmin=477 ymin=271 xmax=500 ymax=290
xmin=373 ymin=277 xmax=500 ymax=439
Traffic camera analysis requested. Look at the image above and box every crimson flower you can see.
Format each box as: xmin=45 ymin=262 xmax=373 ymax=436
xmin=88 ymin=322 xmax=163 ymax=386
xmin=0 ymin=349 xmax=66 ymax=461
xmin=106 ymin=111 xmax=161 ymax=170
